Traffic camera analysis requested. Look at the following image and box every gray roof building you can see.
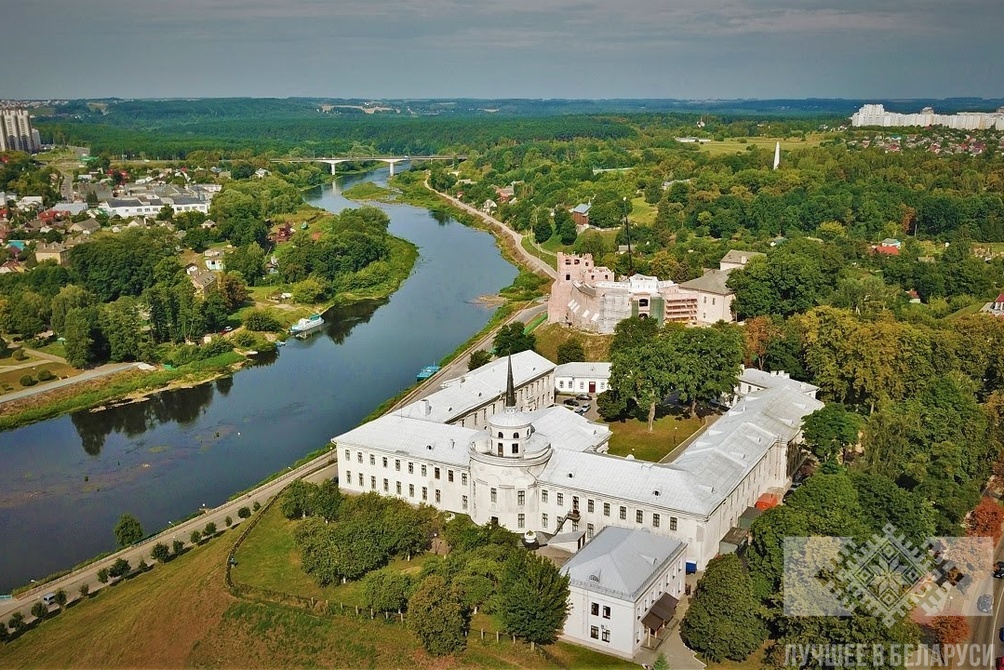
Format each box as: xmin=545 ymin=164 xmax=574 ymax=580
xmin=561 ymin=527 xmax=685 ymax=601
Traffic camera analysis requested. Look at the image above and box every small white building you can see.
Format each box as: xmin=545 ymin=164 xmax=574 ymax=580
xmin=555 ymin=362 xmax=611 ymax=396
xmin=561 ymin=527 xmax=687 ymax=659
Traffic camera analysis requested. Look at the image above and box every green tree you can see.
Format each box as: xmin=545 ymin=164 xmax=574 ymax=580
xmin=362 ymin=568 xmax=413 ymax=612
xmin=610 ymin=337 xmax=673 ymax=431
xmin=8 ymin=612 xmax=25 ymax=633
xmin=281 ymin=480 xmax=317 ymax=519
xmin=533 ymin=215 xmax=553 ymax=244
xmin=62 ymin=306 xmax=106 ymax=368
xmin=554 ymin=208 xmax=577 ymax=245
xmin=156 ymin=204 xmax=174 ymax=221
xmin=54 ymin=589 xmax=67 ymax=608
xmin=468 ymin=349 xmax=492 ymax=371
xmin=670 ymin=325 xmax=744 ymax=418
xmin=31 ymin=602 xmax=48 ymax=620
xmin=596 ymin=389 xmax=630 ymax=421
xmin=556 ymin=338 xmax=585 ymax=364
xmin=96 ymin=568 xmax=109 ymax=584
xmin=107 ymin=558 xmax=131 ymax=579
xmin=50 ymin=284 xmax=94 ymax=334
xmin=237 ymin=506 xmax=251 ymax=519
xmin=242 ymin=309 xmax=282 ymax=332
xmin=680 ymin=554 xmax=767 ymax=662
xmin=407 ymin=575 xmax=469 ymax=656
xmin=151 ymin=542 xmax=170 ymax=563
xmin=172 ymin=539 xmax=185 ymax=556
xmin=79 ymin=584 xmax=89 ymax=598
xmin=292 ymin=276 xmax=327 ymax=304
xmin=204 ymin=521 xmax=217 ymax=537
xmin=496 ymin=552 xmax=570 ymax=645
xmin=225 ymin=515 xmax=233 ymax=527
xmin=190 ymin=530 xmax=202 ymax=544
xmin=101 ymin=297 xmax=149 ymax=362
xmin=224 ymin=243 xmax=266 ymax=285
xmin=802 ymin=404 xmax=862 ymax=463
xmin=492 ymin=322 xmax=535 ymax=356
xmin=216 ymin=272 xmax=249 ymax=312
xmin=113 ymin=514 xmax=144 ymax=547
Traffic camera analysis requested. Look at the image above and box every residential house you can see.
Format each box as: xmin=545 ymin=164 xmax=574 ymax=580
xmin=680 ymin=269 xmax=734 ymax=323
xmin=190 ymin=270 xmax=218 ymax=294
xmin=34 ymin=242 xmax=69 ymax=265
xmin=69 ymin=218 xmax=101 ymax=235
xmin=718 ymin=249 xmax=765 ymax=271
xmin=206 ymin=258 xmax=224 ymax=272
xmin=560 ymin=528 xmax=687 ymax=658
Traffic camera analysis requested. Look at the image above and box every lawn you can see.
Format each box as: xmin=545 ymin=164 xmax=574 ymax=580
xmin=0 ymin=361 xmax=79 ymax=393
xmin=521 ymin=235 xmax=559 ymax=268
xmin=697 ymin=135 xmax=822 ymax=157
xmin=630 ymin=197 xmax=657 ymax=225
xmin=532 ymin=323 xmax=614 ymax=364
xmin=606 ymin=410 xmax=706 ymax=463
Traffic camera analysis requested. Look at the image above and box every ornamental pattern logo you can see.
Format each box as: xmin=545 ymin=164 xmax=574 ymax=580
xmin=783 ymin=524 xmax=993 ymax=626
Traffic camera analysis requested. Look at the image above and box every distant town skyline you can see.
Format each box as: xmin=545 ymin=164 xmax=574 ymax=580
xmin=2 ymin=0 xmax=1002 ymax=100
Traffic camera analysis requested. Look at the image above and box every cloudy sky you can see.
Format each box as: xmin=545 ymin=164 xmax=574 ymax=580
xmin=4 ymin=0 xmax=1002 ymax=100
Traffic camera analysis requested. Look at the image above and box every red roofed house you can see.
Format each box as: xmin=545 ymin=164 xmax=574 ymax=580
xmin=980 ymin=294 xmax=1004 ymax=317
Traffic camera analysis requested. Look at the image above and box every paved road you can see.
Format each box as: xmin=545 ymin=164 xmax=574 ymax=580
xmin=424 ymin=181 xmax=558 ymax=280
xmin=0 ymin=362 xmax=142 ymax=405
xmin=971 ymin=532 xmax=1004 ymax=662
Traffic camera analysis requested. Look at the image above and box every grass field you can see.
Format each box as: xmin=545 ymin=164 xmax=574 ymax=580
xmin=697 ymin=135 xmax=822 ymax=157
xmin=0 ymin=504 xmax=632 ymax=669
xmin=532 ymin=323 xmax=614 ymax=363
xmin=0 ymin=361 xmax=78 ymax=393
xmin=630 ymin=197 xmax=657 ymax=226
xmin=607 ymin=411 xmax=705 ymax=462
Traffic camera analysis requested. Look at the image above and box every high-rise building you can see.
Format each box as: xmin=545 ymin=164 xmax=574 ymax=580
xmin=0 ymin=108 xmax=41 ymax=153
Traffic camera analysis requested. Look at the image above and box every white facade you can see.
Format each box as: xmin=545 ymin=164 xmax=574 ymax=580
xmin=851 ymin=104 xmax=1004 ymax=131
xmin=561 ymin=528 xmax=687 ymax=658
xmin=555 ymin=362 xmax=611 ymax=396
xmin=0 ymin=109 xmax=40 ymax=153
xmin=333 ymin=352 xmax=822 ymax=570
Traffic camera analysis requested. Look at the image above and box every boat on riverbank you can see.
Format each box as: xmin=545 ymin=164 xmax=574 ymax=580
xmin=416 ymin=364 xmax=440 ymax=381
xmin=290 ymin=314 xmax=324 ymax=337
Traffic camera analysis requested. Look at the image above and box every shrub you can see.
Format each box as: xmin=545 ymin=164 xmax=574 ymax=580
xmin=12 ymin=348 xmax=27 ymax=361
xmin=78 ymin=584 xmax=89 ymax=598
xmin=37 ymin=369 xmax=55 ymax=381
xmin=225 ymin=515 xmax=233 ymax=527
xmin=172 ymin=539 xmax=185 ymax=556
xmin=252 ymin=501 xmax=261 ymax=512
xmin=237 ymin=506 xmax=251 ymax=519
xmin=8 ymin=612 xmax=25 ymax=632
xmin=31 ymin=602 xmax=48 ymax=620
xmin=204 ymin=522 xmax=217 ymax=537
xmin=190 ymin=529 xmax=202 ymax=544
xmin=19 ymin=375 xmax=37 ymax=387
xmin=242 ymin=310 xmax=282 ymax=332
xmin=96 ymin=568 xmax=109 ymax=584
xmin=108 ymin=558 xmax=131 ymax=579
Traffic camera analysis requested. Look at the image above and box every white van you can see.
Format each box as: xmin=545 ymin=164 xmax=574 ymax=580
xmin=41 ymin=593 xmax=56 ymax=606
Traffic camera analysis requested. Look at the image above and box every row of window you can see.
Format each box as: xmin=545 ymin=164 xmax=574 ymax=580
xmin=589 ymin=626 xmax=611 ymax=643
xmin=540 ymin=490 xmax=679 ymax=530
xmin=344 ymin=450 xmax=468 ymax=485
xmin=342 ymin=471 xmax=470 ymax=510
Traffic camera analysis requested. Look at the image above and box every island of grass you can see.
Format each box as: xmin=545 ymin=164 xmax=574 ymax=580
xmin=606 ymin=405 xmax=707 ymax=463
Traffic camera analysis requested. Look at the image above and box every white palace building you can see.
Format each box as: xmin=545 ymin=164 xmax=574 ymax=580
xmin=332 ymin=351 xmax=821 ymax=571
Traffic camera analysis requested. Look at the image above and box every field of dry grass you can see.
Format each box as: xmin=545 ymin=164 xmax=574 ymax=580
xmin=533 ymin=323 xmax=613 ymax=364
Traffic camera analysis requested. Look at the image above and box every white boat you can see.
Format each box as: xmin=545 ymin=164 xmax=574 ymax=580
xmin=290 ymin=314 xmax=324 ymax=335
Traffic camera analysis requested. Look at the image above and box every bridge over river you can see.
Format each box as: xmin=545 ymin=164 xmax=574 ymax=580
xmin=274 ymin=155 xmax=465 ymax=176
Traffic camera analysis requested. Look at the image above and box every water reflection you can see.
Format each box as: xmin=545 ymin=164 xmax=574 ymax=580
xmin=69 ymin=383 xmax=216 ymax=456
xmin=322 ymin=298 xmax=386 ymax=345
xmin=215 ymin=375 xmax=234 ymax=395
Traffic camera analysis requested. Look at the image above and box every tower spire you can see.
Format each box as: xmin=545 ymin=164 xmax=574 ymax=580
xmin=505 ymin=354 xmax=516 ymax=408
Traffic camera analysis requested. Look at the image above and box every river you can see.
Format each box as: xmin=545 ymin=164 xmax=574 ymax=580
xmin=0 ymin=167 xmax=517 ymax=593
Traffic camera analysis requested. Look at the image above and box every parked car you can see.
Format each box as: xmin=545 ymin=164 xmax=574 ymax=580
xmin=41 ymin=593 xmax=56 ymax=607
xmin=998 ymin=627 xmax=1004 ymax=642
xmin=994 ymin=567 xmax=1004 ymax=579
xmin=978 ymin=594 xmax=993 ymax=613
xmin=576 ymin=394 xmax=591 ymax=401
xmin=995 ymin=657 xmax=1004 ymax=670
xmin=563 ymin=399 xmax=578 ymax=407
xmin=576 ymin=404 xmax=591 ymax=415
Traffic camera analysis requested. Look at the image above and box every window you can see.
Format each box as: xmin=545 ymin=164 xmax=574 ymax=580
xmin=409 ymin=484 xmax=415 ymax=497
xmin=448 ymin=470 xmax=454 ymax=483
xmin=636 ymin=510 xmax=644 ymax=524
xmin=571 ymin=520 xmax=579 ymax=532
xmin=422 ymin=487 xmax=428 ymax=501
xmin=601 ymin=629 xmax=610 ymax=643
xmin=435 ymin=489 xmax=441 ymax=503
xmin=345 ymin=470 xmax=351 ymax=483
xmin=587 ymin=523 xmax=594 ymax=538
xmin=653 ymin=513 xmax=660 ymax=528
xmin=670 ymin=517 xmax=678 ymax=531
xmin=557 ymin=493 xmax=564 ymax=506
xmin=542 ymin=490 xmax=549 ymax=503
xmin=395 ymin=459 xmax=400 ymax=471
xmin=434 ymin=467 xmax=441 ymax=480
xmin=602 ymin=606 xmax=611 ymax=619
xmin=587 ymin=499 xmax=595 ymax=513
xmin=461 ymin=473 xmax=467 ymax=486
xmin=490 ymin=488 xmax=497 ymax=503
xmin=603 ymin=502 xmax=611 ymax=517
xmin=396 ymin=481 xmax=402 ymax=494
xmin=383 ymin=478 xmax=389 ymax=492
xmin=559 ymin=380 xmax=565 ymax=388
xmin=512 ymin=443 xmax=519 ymax=454
xmin=408 ymin=462 xmax=414 ymax=474
xmin=382 ymin=457 xmax=388 ymax=468
xmin=462 ymin=495 xmax=468 ymax=510
xmin=572 ymin=496 xmax=579 ymax=511
xmin=357 ymin=452 xmax=363 ymax=463
xmin=370 ymin=476 xmax=376 ymax=490
xmin=370 ymin=455 xmax=375 ymax=465
xmin=517 ymin=514 xmax=525 ymax=529
xmin=421 ymin=465 xmax=427 ymax=476
xmin=542 ymin=513 xmax=548 ymax=528
xmin=619 ymin=506 xmax=627 ymax=520
xmin=344 ymin=449 xmax=350 ymax=461
xmin=498 ymin=431 xmax=503 ymax=438
xmin=358 ymin=473 xmax=363 ymax=485
xmin=591 ymin=602 xmax=599 ymax=616
xmin=590 ymin=626 xmax=599 ymax=640
xmin=517 ymin=490 xmax=525 ymax=506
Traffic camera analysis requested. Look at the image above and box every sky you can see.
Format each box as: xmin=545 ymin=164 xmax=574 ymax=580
xmin=3 ymin=0 xmax=1002 ymax=100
